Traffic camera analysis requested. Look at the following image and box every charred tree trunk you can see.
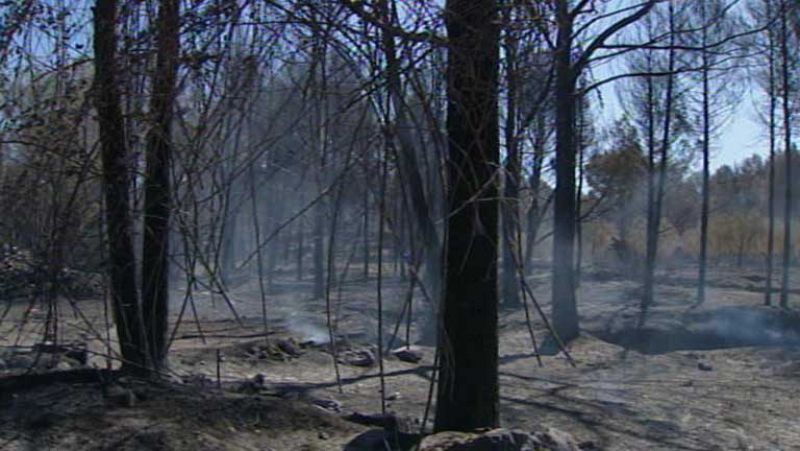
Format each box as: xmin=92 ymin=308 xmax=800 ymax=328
xmin=551 ymin=0 xmax=579 ymax=342
xmin=643 ymin=2 xmax=676 ymax=313
xmin=434 ymin=0 xmax=500 ymax=432
xmin=141 ymin=0 xmax=179 ymax=370
xmin=363 ymin=183 xmax=370 ymax=279
xmin=311 ymin=37 xmax=328 ymax=301
xmin=697 ymin=0 xmax=711 ymax=305
xmin=296 ymin=215 xmax=304 ymax=281
xmin=575 ymin=92 xmax=585 ymax=287
xmin=501 ymin=8 xmax=521 ymax=308
xmin=765 ymin=0 xmax=777 ymax=306
xmin=93 ymin=0 xmax=148 ymax=373
xmin=779 ymin=0 xmax=793 ymax=309
xmin=524 ymin=120 xmax=546 ymax=272
xmin=313 ymin=202 xmax=325 ymax=299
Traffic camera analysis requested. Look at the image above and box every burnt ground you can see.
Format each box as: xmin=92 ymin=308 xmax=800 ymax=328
xmin=1 ymin=264 xmax=800 ymax=450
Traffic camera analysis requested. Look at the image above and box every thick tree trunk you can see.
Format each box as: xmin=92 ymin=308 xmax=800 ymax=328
xmin=551 ymin=0 xmax=579 ymax=342
xmin=93 ymin=0 xmax=149 ymax=373
xmin=434 ymin=0 xmax=500 ymax=432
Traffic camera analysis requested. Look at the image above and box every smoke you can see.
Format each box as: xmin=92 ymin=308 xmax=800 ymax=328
xmin=285 ymin=313 xmax=329 ymax=345
xmin=599 ymin=305 xmax=800 ymax=354
xmin=703 ymin=307 xmax=800 ymax=348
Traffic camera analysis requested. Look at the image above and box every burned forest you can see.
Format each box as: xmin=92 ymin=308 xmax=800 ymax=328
xmin=2 ymin=0 xmax=800 ymax=450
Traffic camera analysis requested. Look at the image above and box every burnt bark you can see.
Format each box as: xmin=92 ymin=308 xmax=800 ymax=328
xmin=643 ymin=2 xmax=676 ymax=312
xmin=551 ymin=0 xmax=579 ymax=342
xmin=501 ymin=6 xmax=521 ymax=308
xmin=765 ymin=0 xmax=777 ymax=306
xmin=779 ymin=0 xmax=793 ymax=308
xmin=697 ymin=0 xmax=711 ymax=305
xmin=434 ymin=0 xmax=500 ymax=432
xmin=141 ymin=0 xmax=179 ymax=369
xmin=92 ymin=0 xmax=148 ymax=373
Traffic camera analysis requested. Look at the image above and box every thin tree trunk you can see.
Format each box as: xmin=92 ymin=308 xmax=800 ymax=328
xmin=379 ymin=0 xmax=441 ymax=344
xmin=435 ymin=0 xmax=500 ymax=432
xmin=779 ymin=0 xmax=793 ymax=308
xmin=524 ymin=122 xmax=546 ymax=271
xmin=501 ymin=5 xmax=521 ymax=308
xmin=697 ymin=0 xmax=711 ymax=305
xmin=313 ymin=201 xmax=325 ymax=299
xmin=296 ymin=215 xmax=304 ymax=281
xmin=312 ymin=38 xmax=328 ymax=301
xmin=249 ymin=165 xmax=268 ymax=332
xmin=766 ymin=0 xmax=777 ymax=305
xmin=575 ymin=93 xmax=585 ymax=287
xmin=643 ymin=5 xmax=676 ymax=313
xmin=363 ymin=183 xmax=370 ymax=279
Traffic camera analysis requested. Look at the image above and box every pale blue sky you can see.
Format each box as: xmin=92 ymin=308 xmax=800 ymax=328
xmin=587 ymin=0 xmax=769 ymax=173
xmin=718 ymin=93 xmax=766 ymax=170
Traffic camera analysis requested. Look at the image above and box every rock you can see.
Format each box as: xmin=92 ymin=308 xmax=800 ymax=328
xmin=345 ymin=412 xmax=408 ymax=432
xmin=277 ymin=339 xmax=301 ymax=357
xmin=54 ymin=360 xmax=74 ymax=371
xmin=386 ymin=392 xmax=401 ymax=401
xmin=342 ymin=349 xmax=376 ymax=367
xmin=344 ymin=429 xmax=420 ymax=451
xmin=25 ymin=412 xmax=62 ymax=430
xmin=104 ymin=385 xmax=136 ymax=408
xmin=7 ymin=354 xmax=34 ymax=370
xmin=182 ymin=373 xmax=212 ymax=386
xmin=252 ymin=373 xmax=266 ymax=386
xmin=344 ymin=429 xmax=394 ymax=451
xmin=318 ymin=431 xmax=330 ymax=440
xmin=312 ymin=398 xmax=342 ymax=413
xmin=697 ymin=362 xmax=713 ymax=371
xmin=392 ymin=346 xmax=424 ymax=363
xmin=237 ymin=374 xmax=267 ymax=394
xmin=418 ymin=427 xmax=579 ymax=451
xmin=535 ymin=427 xmax=581 ymax=451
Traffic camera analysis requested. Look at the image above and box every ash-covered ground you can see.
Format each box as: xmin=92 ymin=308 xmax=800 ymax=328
xmin=1 ymin=264 xmax=799 ymax=450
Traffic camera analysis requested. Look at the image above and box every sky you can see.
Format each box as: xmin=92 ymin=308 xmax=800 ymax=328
xmin=594 ymin=63 xmax=768 ymax=173
xmin=588 ymin=0 xmax=770 ymax=173
xmin=718 ymin=94 xmax=766 ymax=170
